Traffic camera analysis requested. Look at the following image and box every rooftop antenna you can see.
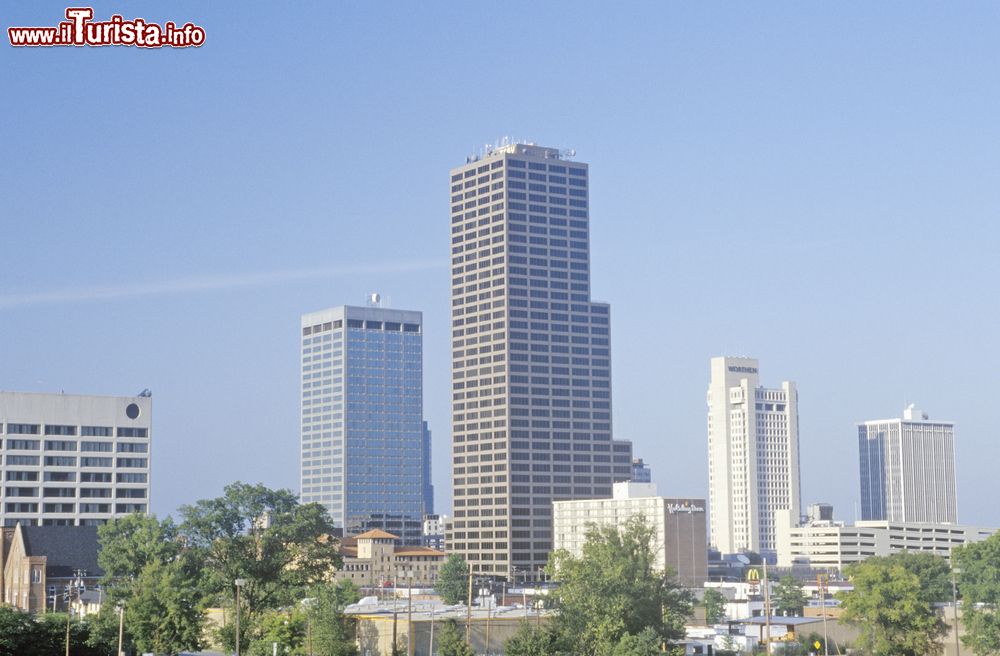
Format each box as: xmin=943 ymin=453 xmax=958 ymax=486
xmin=367 ymin=292 xmax=382 ymax=308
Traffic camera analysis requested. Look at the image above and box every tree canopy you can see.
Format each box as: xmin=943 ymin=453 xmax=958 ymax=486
xmin=436 ymin=618 xmax=475 ymax=656
xmin=179 ymin=482 xmax=342 ymax=612
xmin=94 ymin=481 xmax=345 ymax=655
xmin=703 ymin=588 xmax=727 ymax=624
xmin=437 ymin=553 xmax=470 ymax=605
xmin=547 ymin=515 xmax=693 ymax=656
xmin=96 ymin=513 xmax=204 ymax=655
xmin=772 ymin=575 xmax=808 ymax=616
xmin=956 ymin=533 xmax=1000 ymax=655
xmin=838 ymin=552 xmax=948 ymax=656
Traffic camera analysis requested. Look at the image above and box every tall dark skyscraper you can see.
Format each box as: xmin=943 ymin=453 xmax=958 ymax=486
xmin=449 ymin=142 xmax=633 ymax=577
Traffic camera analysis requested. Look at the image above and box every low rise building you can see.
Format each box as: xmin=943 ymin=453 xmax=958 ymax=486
xmin=553 ymin=482 xmax=707 ymax=587
xmin=422 ymin=513 xmax=447 ymax=551
xmin=0 ymin=522 xmax=102 ymax=612
xmin=776 ymin=509 xmax=996 ymax=569
xmin=335 ymin=529 xmax=446 ymax=589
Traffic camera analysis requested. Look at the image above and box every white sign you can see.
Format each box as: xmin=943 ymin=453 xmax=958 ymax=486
xmin=667 ymin=502 xmax=705 ymax=515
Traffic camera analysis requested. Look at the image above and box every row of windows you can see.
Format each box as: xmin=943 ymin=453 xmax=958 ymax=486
xmin=0 ymin=440 xmax=147 ymax=452
xmin=2 ymin=455 xmax=148 ymax=467
xmin=3 ymin=487 xmax=147 ymax=498
xmin=4 ymin=502 xmax=147 ymax=513
xmin=5 ymin=471 xmax=146 ymax=483
xmin=0 ymin=424 xmax=145 ymax=437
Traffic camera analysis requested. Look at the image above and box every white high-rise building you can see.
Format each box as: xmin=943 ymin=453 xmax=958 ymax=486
xmin=0 ymin=391 xmax=152 ymax=527
xmin=858 ymin=404 xmax=957 ymax=523
xmin=706 ymin=357 xmax=801 ymax=554
xmin=300 ymin=301 xmax=428 ymax=544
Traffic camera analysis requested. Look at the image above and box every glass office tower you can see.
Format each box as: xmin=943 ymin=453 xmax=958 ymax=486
xmin=449 ymin=142 xmax=633 ymax=577
xmin=300 ymin=302 xmax=426 ymax=544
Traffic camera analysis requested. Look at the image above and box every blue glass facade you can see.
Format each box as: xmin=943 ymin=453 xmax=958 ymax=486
xmin=858 ymin=425 xmax=887 ymax=521
xmin=301 ymin=306 xmax=427 ymax=545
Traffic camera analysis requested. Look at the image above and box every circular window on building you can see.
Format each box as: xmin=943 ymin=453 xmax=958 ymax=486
xmin=126 ymin=403 xmax=141 ymax=419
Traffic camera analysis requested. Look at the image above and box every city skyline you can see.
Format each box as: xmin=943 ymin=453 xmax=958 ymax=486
xmin=4 ymin=3 xmax=1000 ymax=529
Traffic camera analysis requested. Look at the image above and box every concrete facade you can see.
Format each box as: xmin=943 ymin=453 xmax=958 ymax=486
xmin=0 ymin=391 xmax=151 ymax=527
xmin=775 ymin=512 xmax=996 ymax=569
xmin=707 ymin=357 xmax=801 ymax=554
xmin=449 ymin=143 xmax=632 ymax=578
xmin=859 ymin=404 xmax=957 ymax=524
xmin=553 ymin=482 xmax=708 ymax=586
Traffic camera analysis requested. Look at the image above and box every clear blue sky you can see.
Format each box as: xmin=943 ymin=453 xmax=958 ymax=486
xmin=3 ymin=2 xmax=999 ymax=526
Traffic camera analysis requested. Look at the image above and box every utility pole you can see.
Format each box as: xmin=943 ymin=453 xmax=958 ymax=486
xmin=762 ymin=561 xmax=772 ymax=656
xmin=817 ymin=574 xmax=829 ymax=656
xmin=484 ymin=582 xmax=492 ymax=656
xmin=117 ymin=603 xmax=125 ymax=656
xmin=429 ymin=604 xmax=436 ymax=656
xmin=466 ymin=563 xmax=474 ymax=645
xmin=952 ymin=549 xmax=962 ymax=656
xmin=407 ymin=574 xmax=413 ymax=656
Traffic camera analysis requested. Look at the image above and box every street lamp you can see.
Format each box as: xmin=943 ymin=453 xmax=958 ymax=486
xmin=235 ymin=578 xmax=248 ymax=656
xmin=117 ymin=603 xmax=126 ymax=656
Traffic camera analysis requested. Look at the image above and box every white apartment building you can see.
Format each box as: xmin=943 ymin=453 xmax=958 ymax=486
xmin=553 ymin=482 xmax=707 ymax=586
xmin=775 ymin=511 xmax=995 ymax=569
xmin=707 ymin=357 xmax=801 ymax=554
xmin=0 ymin=391 xmax=151 ymax=527
xmin=859 ymin=404 xmax=957 ymax=524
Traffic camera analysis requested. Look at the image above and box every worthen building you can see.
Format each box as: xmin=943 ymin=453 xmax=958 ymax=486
xmin=706 ymin=357 xmax=801 ymax=555
xmin=449 ymin=142 xmax=633 ymax=578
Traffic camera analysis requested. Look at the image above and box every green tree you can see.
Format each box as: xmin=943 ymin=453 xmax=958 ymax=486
xmin=435 ymin=618 xmax=474 ymax=656
xmin=955 ymin=533 xmax=1000 ymax=655
xmin=306 ymin=579 xmax=361 ymax=656
xmin=179 ymin=482 xmax=342 ymax=650
xmin=31 ymin=612 xmax=109 ymax=656
xmin=504 ymin=621 xmax=573 ymax=656
xmin=772 ymin=576 xmax=807 ymax=616
xmin=98 ymin=512 xmax=182 ymax=581
xmin=838 ymin=553 xmax=948 ymax=656
xmin=717 ymin=633 xmax=742 ymax=656
xmin=892 ymin=551 xmax=951 ymax=602
xmin=96 ymin=513 xmax=205 ymax=655
xmin=247 ymin=608 xmax=307 ymax=656
xmin=703 ymin=588 xmax=727 ymax=624
xmin=0 ymin=606 xmax=40 ymax=656
xmin=437 ymin=554 xmax=469 ymax=605
xmin=610 ymin=628 xmax=663 ymax=656
xmin=547 ymin=515 xmax=693 ymax=656
xmin=126 ymin=556 xmax=206 ymax=654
